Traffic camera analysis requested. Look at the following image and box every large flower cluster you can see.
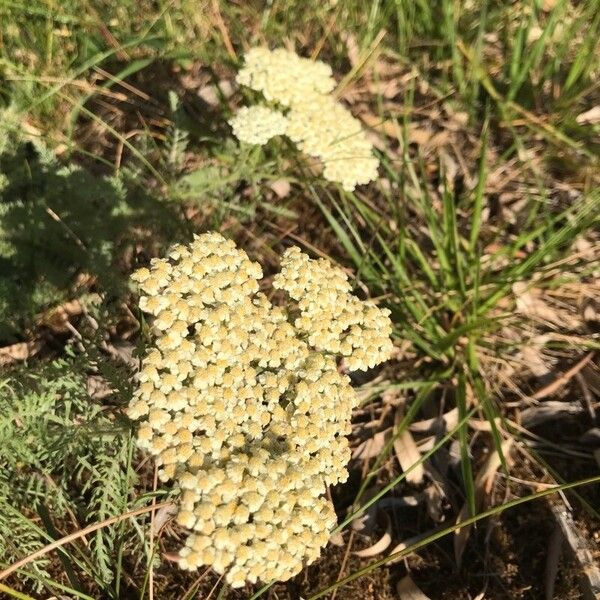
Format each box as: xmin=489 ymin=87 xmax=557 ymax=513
xmin=231 ymin=47 xmax=379 ymax=191
xmin=128 ymin=233 xmax=393 ymax=588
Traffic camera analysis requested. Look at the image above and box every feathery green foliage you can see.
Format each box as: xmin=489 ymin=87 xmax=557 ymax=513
xmin=0 ymin=355 xmax=136 ymax=593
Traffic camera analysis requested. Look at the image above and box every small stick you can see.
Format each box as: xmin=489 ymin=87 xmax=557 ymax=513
xmin=575 ymin=371 xmax=596 ymax=420
xmin=148 ymin=465 xmax=159 ymax=600
xmin=532 ymin=353 xmax=594 ymax=400
xmin=210 ymin=0 xmax=236 ymax=60
xmin=331 ymin=530 xmax=355 ymax=600
xmin=548 ymin=504 xmax=600 ymax=600
xmin=205 ymin=574 xmax=225 ymax=600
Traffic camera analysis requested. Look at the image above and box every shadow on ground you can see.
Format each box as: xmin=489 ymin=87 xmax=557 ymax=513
xmin=0 ymin=129 xmax=188 ymax=343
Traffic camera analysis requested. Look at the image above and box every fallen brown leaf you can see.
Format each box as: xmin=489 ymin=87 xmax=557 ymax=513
xmin=520 ymin=342 xmax=554 ymax=378
xmin=513 ymin=283 xmax=580 ymax=329
xmin=397 ymin=575 xmax=431 ymax=599
xmin=408 ymin=126 xmax=434 ymax=146
xmin=354 ymin=512 xmax=392 ymax=558
xmin=468 ymin=417 xmax=501 ymax=432
xmin=197 ymin=80 xmax=234 ymax=106
xmin=0 ymin=340 xmax=44 ymax=366
xmin=36 ymin=299 xmax=83 ymax=333
xmin=351 ymin=488 xmax=380 ymax=535
xmin=86 ymin=376 xmax=114 ymax=400
xmin=329 ymin=531 xmax=345 ymax=547
xmin=576 ymin=106 xmax=600 ymax=125
xmin=360 ymin=112 xmax=400 ymax=139
xmin=151 ymin=503 xmax=177 ymax=535
xmin=388 ymin=526 xmax=445 ymax=564
xmin=269 ymin=179 xmax=291 ymax=199
xmin=161 ymin=552 xmax=181 ymax=563
xmin=344 ymin=32 xmax=360 ymax=68
xmin=394 ymin=409 xmax=424 ymax=484
xmin=424 ymin=483 xmax=445 ymax=523
xmin=409 ymin=408 xmax=459 ymax=435
xmin=352 ymin=428 xmax=391 ymax=460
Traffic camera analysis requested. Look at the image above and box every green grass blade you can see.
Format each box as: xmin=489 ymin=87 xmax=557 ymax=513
xmin=469 ymin=113 xmax=489 ymax=254
xmin=0 ymin=583 xmax=36 ymax=600
xmin=457 ymin=372 xmax=476 ymax=517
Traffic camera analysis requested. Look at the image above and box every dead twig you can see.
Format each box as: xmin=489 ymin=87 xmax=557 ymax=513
xmin=331 ymin=530 xmax=355 ymax=600
xmin=575 ymin=371 xmax=596 ymax=420
xmin=210 ymin=0 xmax=236 ymax=60
xmin=532 ymin=353 xmax=594 ymax=400
xmin=148 ymin=465 xmax=159 ymax=600
xmin=547 ymin=503 xmax=600 ymax=600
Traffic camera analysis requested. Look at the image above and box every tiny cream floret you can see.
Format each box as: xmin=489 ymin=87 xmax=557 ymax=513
xmin=128 ymin=233 xmax=393 ymax=587
xmin=231 ymin=47 xmax=380 ymax=191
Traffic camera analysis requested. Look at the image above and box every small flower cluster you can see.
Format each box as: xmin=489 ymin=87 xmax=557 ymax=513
xmin=236 ymin=47 xmax=336 ymax=106
xmin=274 ymin=247 xmax=394 ymax=371
xmin=128 ymin=233 xmax=393 ymax=587
xmin=228 ymin=105 xmax=289 ymax=145
xmin=231 ymin=47 xmax=379 ymax=191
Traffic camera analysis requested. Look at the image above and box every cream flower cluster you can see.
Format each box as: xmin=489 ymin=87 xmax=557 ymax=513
xmin=231 ymin=47 xmax=379 ymax=191
xmin=286 ymin=95 xmax=380 ymax=192
xmin=128 ymin=233 xmax=393 ymax=587
xmin=273 ymin=247 xmax=394 ymax=371
xmin=228 ymin=105 xmax=289 ymax=145
xmin=236 ymin=47 xmax=336 ymax=106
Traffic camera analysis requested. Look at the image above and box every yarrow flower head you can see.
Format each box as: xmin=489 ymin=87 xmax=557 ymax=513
xmin=231 ymin=47 xmax=380 ymax=191
xmin=128 ymin=233 xmax=393 ymax=588
xmin=228 ymin=105 xmax=288 ymax=145
xmin=236 ymin=47 xmax=336 ymax=107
